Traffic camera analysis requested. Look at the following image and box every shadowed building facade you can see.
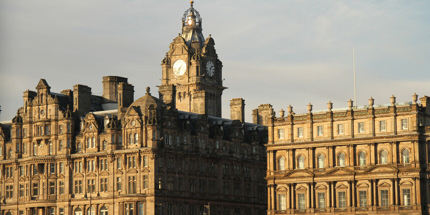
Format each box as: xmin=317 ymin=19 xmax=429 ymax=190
xmin=0 ymin=2 xmax=268 ymax=215
xmin=265 ymin=95 xmax=430 ymax=215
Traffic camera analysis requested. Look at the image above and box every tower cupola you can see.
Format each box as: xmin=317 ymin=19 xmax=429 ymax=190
xmin=181 ymin=1 xmax=205 ymax=48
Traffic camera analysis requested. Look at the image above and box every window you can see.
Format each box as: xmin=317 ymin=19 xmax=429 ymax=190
xmin=67 ymin=124 xmax=71 ymax=133
xmin=74 ymin=208 xmax=82 ymax=215
xmin=178 ymin=177 xmax=183 ymax=191
xmin=45 ymin=125 xmax=50 ymax=135
xmin=403 ymin=189 xmax=410 ymax=206
xmin=100 ymin=158 xmax=108 ymax=171
xmin=143 ymin=156 xmax=148 ymax=167
xmin=87 ymin=207 xmax=95 ymax=215
xmin=67 ymin=138 xmax=71 ymax=148
xmin=87 ymin=179 xmax=95 ymax=193
xmin=338 ymin=124 xmax=344 ymax=134
xmin=318 ymin=154 xmax=324 ymax=168
xmin=401 ymin=119 xmax=408 ymax=130
xmin=87 ymin=160 xmax=95 ymax=172
xmin=158 ymin=176 xmax=163 ymax=190
xmin=128 ymin=156 xmax=136 ymax=168
xmin=102 ymin=141 xmax=107 ymax=150
xmin=168 ymin=176 xmax=174 ymax=190
xmin=338 ymin=191 xmax=346 ymax=208
xmin=33 ymin=143 xmax=37 ymax=155
xmin=125 ymin=203 xmax=134 ymax=215
xmin=278 ymin=129 xmax=284 ymax=139
xmin=129 ymin=134 xmax=133 ymax=144
xmin=278 ymin=194 xmax=286 ymax=210
xmin=87 ymin=138 xmax=91 ymax=148
xmin=23 ymin=143 xmax=27 ymax=154
xmin=19 ymin=166 xmax=24 ymax=176
xmin=318 ymin=192 xmax=325 ymax=209
xmin=49 ymin=181 xmax=55 ymax=195
xmin=298 ymin=193 xmax=305 ymax=209
xmin=118 ymin=135 xmax=123 ymax=146
xmin=128 ymin=176 xmax=136 ymax=194
xmin=59 ymin=140 xmax=63 ymax=151
xmin=298 ymin=127 xmax=303 ymax=137
xmin=19 ymin=184 xmax=24 ymax=197
xmin=33 ymin=183 xmax=39 ymax=196
xmin=381 ymin=190 xmax=389 ymax=206
xmin=338 ymin=153 xmax=346 ymax=167
xmin=358 ymin=122 xmax=364 ymax=133
xmin=112 ymin=134 xmax=115 ymax=144
xmin=59 ymin=208 xmax=64 ymax=215
xmin=402 ymin=149 xmax=410 ymax=164
xmin=359 ymin=190 xmax=367 ymax=207
xmin=23 ymin=128 xmax=27 ymax=137
xmin=6 ymin=185 xmax=13 ymax=198
xmin=59 ymin=125 xmax=63 ymax=134
xmin=77 ymin=142 xmax=82 ymax=153
xmin=100 ymin=206 xmax=108 ymax=215
xmin=278 ymin=157 xmax=285 ymax=171
xmin=74 ymin=161 xmax=82 ymax=173
xmin=222 ymin=181 xmax=229 ymax=195
xmin=60 ymin=162 xmax=64 ymax=173
xmin=380 ymin=150 xmax=388 ymax=164
xmin=143 ymin=175 xmax=149 ymax=189
xmin=50 ymin=163 xmax=55 ymax=174
xmin=359 ymin=152 xmax=366 ymax=166
xmin=117 ymin=157 xmax=122 ymax=169
xmin=317 ymin=125 xmax=323 ymax=136
xmin=100 ymin=178 xmax=108 ymax=192
xmin=74 ymin=180 xmax=82 ymax=194
xmin=91 ymin=137 xmax=95 ymax=148
xmin=134 ymin=133 xmax=138 ymax=144
xmin=298 ymin=156 xmax=305 ymax=169
xmin=380 ymin=120 xmax=386 ymax=131
xmin=117 ymin=177 xmax=122 ymax=191
xmin=59 ymin=181 xmax=64 ymax=194
xmin=49 ymin=208 xmax=54 ymax=215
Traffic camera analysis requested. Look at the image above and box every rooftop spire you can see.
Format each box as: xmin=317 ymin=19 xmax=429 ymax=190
xmin=181 ymin=1 xmax=205 ymax=48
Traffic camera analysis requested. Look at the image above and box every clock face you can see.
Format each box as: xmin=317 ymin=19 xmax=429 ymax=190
xmin=206 ymin=61 xmax=215 ymax=77
xmin=173 ymin=60 xmax=187 ymax=76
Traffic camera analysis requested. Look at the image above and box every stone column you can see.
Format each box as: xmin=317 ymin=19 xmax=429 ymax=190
xmin=351 ymin=180 xmax=356 ymax=208
xmin=394 ymin=178 xmax=398 ymax=206
xmin=373 ymin=180 xmax=377 ymax=208
xmin=311 ymin=183 xmax=314 ymax=209
xmin=416 ymin=178 xmax=421 ymax=206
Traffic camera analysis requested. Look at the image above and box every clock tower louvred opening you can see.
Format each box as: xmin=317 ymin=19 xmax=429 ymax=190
xmin=158 ymin=1 xmax=226 ymax=117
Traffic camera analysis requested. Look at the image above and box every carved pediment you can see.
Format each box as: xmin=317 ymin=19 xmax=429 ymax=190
xmin=5 ymin=178 xmax=14 ymax=183
xmin=127 ymin=169 xmax=138 ymax=174
xmin=99 ymin=171 xmax=109 ymax=177
xmin=18 ymin=177 xmax=25 ymax=182
xmin=86 ymin=172 xmax=97 ymax=178
xmin=115 ymin=169 xmax=124 ymax=175
xmin=58 ymin=174 xmax=65 ymax=179
xmin=324 ymin=167 xmax=354 ymax=176
xmin=335 ymin=183 xmax=349 ymax=189
xmin=276 ymin=186 xmax=288 ymax=191
xmin=48 ymin=175 xmax=58 ymax=180
xmin=315 ymin=184 xmax=328 ymax=190
xmin=285 ymin=169 xmax=314 ymax=178
xmin=377 ymin=182 xmax=391 ymax=188
xmin=366 ymin=165 xmax=398 ymax=173
xmin=356 ymin=183 xmax=370 ymax=188
xmin=400 ymin=181 xmax=413 ymax=186
xmin=295 ymin=185 xmax=308 ymax=191
xmin=73 ymin=173 xmax=84 ymax=178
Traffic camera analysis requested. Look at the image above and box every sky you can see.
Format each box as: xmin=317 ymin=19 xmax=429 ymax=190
xmin=1 ymin=0 xmax=430 ymax=121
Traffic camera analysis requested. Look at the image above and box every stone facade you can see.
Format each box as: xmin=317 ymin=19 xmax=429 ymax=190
xmin=0 ymin=2 xmax=268 ymax=215
xmin=266 ymin=95 xmax=430 ymax=215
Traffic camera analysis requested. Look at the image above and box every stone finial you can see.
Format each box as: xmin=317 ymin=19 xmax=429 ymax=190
xmin=279 ymin=109 xmax=285 ymax=118
xmin=412 ymin=93 xmax=418 ymax=104
xmin=368 ymin=97 xmax=374 ymax=107
xmin=307 ymin=103 xmax=313 ymax=112
xmin=287 ymin=105 xmax=293 ymax=114
xmin=390 ymin=95 xmax=396 ymax=105
xmin=327 ymin=101 xmax=333 ymax=110
xmin=146 ymin=87 xmax=150 ymax=95
xmin=348 ymin=99 xmax=354 ymax=109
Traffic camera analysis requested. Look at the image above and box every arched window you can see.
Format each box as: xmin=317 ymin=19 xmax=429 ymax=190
xmin=359 ymin=152 xmax=366 ymax=166
xmin=402 ymin=149 xmax=410 ymax=164
xmin=318 ymin=154 xmax=324 ymax=168
xmin=87 ymin=207 xmax=95 ymax=215
xmin=134 ymin=133 xmax=138 ymax=144
xmin=338 ymin=153 xmax=345 ymax=167
xmin=278 ymin=157 xmax=285 ymax=171
xmin=100 ymin=206 xmax=108 ymax=215
xmin=380 ymin=150 xmax=388 ymax=164
xmin=77 ymin=142 xmax=82 ymax=153
xmin=87 ymin=138 xmax=91 ymax=148
xmin=91 ymin=137 xmax=95 ymax=148
xmin=74 ymin=207 xmax=82 ymax=215
xmin=6 ymin=212 xmax=12 ymax=215
xmin=298 ymin=156 xmax=305 ymax=169
xmin=103 ymin=141 xmax=107 ymax=150
xmin=129 ymin=134 xmax=133 ymax=144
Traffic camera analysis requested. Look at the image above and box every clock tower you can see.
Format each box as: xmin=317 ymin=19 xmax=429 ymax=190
xmin=158 ymin=1 xmax=226 ymax=117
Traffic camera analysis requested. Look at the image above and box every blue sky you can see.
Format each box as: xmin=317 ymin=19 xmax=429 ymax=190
xmin=1 ymin=0 xmax=430 ymax=121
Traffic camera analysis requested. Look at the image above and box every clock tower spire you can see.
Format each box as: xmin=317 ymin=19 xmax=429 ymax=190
xmin=158 ymin=1 xmax=226 ymax=117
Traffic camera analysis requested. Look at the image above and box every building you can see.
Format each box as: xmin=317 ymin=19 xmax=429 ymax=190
xmin=266 ymin=95 xmax=430 ymax=214
xmin=0 ymin=2 xmax=268 ymax=215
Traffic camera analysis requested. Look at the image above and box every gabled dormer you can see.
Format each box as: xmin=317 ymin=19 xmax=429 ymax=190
xmin=35 ymin=79 xmax=51 ymax=105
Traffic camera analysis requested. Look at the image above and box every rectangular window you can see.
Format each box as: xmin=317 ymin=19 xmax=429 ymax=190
xmin=23 ymin=128 xmax=27 ymax=138
xmin=59 ymin=181 xmax=64 ymax=195
xmin=19 ymin=166 xmax=24 ymax=176
xmin=60 ymin=162 xmax=64 ymax=174
xmin=67 ymin=124 xmax=71 ymax=133
xmin=117 ymin=157 xmax=122 ymax=169
xmin=358 ymin=122 xmax=364 ymax=133
xmin=298 ymin=193 xmax=305 ymax=209
xmin=338 ymin=124 xmax=344 ymax=134
xmin=59 ymin=140 xmax=63 ymax=151
xmin=139 ymin=203 xmax=144 ymax=215
xmin=6 ymin=185 xmax=13 ymax=198
xmin=74 ymin=180 xmax=82 ymax=194
xmin=118 ymin=135 xmax=123 ymax=146
xmin=49 ymin=181 xmax=55 ymax=195
xmin=125 ymin=203 xmax=134 ymax=215
xmin=401 ymin=119 xmax=408 ymax=130
xmin=403 ymin=189 xmax=410 ymax=206
xmin=278 ymin=129 xmax=284 ymax=140
xmin=50 ymin=163 xmax=55 ymax=174
xmin=33 ymin=183 xmax=39 ymax=196
xmin=19 ymin=184 xmax=24 ymax=197
xmin=178 ymin=177 xmax=183 ymax=191
xmin=318 ymin=192 xmax=325 ymax=209
xmin=67 ymin=138 xmax=71 ymax=148
xmin=298 ymin=127 xmax=303 ymax=137
xmin=59 ymin=125 xmax=63 ymax=134
xmin=117 ymin=177 xmax=122 ymax=191
xmin=359 ymin=190 xmax=367 ymax=207
xmin=380 ymin=120 xmax=386 ymax=131
xmin=317 ymin=126 xmax=323 ymax=136
xmin=143 ymin=175 xmax=149 ymax=189
xmin=128 ymin=176 xmax=136 ymax=194
xmin=87 ymin=179 xmax=95 ymax=193
xmin=381 ymin=190 xmax=389 ymax=206
xmin=143 ymin=156 xmax=148 ymax=167
xmin=278 ymin=194 xmax=286 ymax=210
xmin=100 ymin=178 xmax=108 ymax=192
xmin=59 ymin=208 xmax=64 ymax=215
xmin=338 ymin=191 xmax=346 ymax=208
xmin=23 ymin=143 xmax=27 ymax=154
